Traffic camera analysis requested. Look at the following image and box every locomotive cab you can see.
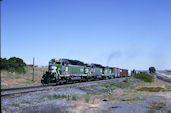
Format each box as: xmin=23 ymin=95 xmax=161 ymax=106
xmin=41 ymin=59 xmax=62 ymax=84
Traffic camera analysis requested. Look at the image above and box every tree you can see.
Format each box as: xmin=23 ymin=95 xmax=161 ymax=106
xmin=0 ymin=57 xmax=26 ymax=73
xmin=149 ymin=67 xmax=156 ymax=73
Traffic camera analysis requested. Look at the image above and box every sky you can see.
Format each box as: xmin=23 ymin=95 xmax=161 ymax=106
xmin=1 ymin=0 xmax=171 ymax=70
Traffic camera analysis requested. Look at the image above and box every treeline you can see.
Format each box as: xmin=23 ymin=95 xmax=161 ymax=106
xmin=0 ymin=57 xmax=26 ymax=73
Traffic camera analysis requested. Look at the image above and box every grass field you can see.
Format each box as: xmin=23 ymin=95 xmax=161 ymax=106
xmin=1 ymin=66 xmax=48 ymax=88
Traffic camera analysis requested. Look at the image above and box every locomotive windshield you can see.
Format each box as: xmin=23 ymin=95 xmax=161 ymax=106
xmin=49 ymin=61 xmax=60 ymax=65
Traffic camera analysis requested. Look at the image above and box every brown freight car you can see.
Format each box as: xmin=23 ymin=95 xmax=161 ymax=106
xmin=120 ymin=69 xmax=128 ymax=77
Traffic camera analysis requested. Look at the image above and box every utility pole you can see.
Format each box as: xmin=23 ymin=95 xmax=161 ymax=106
xmin=32 ymin=57 xmax=35 ymax=81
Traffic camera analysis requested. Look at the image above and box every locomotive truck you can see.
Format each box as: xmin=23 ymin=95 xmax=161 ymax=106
xmin=41 ymin=58 xmax=128 ymax=84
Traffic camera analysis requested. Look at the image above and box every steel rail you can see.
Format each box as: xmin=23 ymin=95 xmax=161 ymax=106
xmin=1 ymin=85 xmax=46 ymax=91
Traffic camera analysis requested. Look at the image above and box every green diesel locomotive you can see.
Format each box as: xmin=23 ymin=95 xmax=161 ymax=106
xmin=41 ymin=58 xmax=127 ymax=84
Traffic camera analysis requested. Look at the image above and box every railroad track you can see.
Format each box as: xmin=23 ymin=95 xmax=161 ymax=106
xmin=1 ymin=77 xmax=127 ymax=97
xmin=156 ymin=74 xmax=171 ymax=83
xmin=1 ymin=84 xmax=54 ymax=97
xmin=1 ymin=85 xmax=48 ymax=91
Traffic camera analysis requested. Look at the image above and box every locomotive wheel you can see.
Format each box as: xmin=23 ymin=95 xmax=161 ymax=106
xmin=41 ymin=79 xmax=45 ymax=84
xmin=43 ymin=77 xmax=50 ymax=84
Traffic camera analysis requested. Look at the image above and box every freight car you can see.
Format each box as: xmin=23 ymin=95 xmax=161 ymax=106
xmin=41 ymin=58 xmax=128 ymax=84
xmin=120 ymin=69 xmax=128 ymax=77
xmin=113 ymin=67 xmax=120 ymax=78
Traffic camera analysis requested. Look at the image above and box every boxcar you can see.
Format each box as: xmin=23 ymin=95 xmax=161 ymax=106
xmin=113 ymin=67 xmax=120 ymax=77
xmin=123 ymin=69 xmax=128 ymax=77
xmin=113 ymin=67 xmax=117 ymax=78
xmin=120 ymin=69 xmax=128 ymax=77
xmin=120 ymin=69 xmax=124 ymax=77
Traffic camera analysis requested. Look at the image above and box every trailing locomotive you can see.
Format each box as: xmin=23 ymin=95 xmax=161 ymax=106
xmin=41 ymin=58 xmax=128 ymax=84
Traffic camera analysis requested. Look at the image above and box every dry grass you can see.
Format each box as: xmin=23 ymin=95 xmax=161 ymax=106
xmin=1 ymin=66 xmax=47 ymax=88
xmin=136 ymin=86 xmax=171 ymax=92
xmin=146 ymin=109 xmax=155 ymax=113
xmin=136 ymin=87 xmax=165 ymax=92
xmin=167 ymin=110 xmax=171 ymax=113
xmin=47 ymin=94 xmax=67 ymax=100
xmin=111 ymin=77 xmax=171 ymax=104
xmin=136 ymin=77 xmax=171 ymax=91
xmin=67 ymin=77 xmax=170 ymax=112
xmin=150 ymin=77 xmax=170 ymax=86
xmin=67 ymin=101 xmax=101 ymax=113
xmin=149 ymin=101 xmax=166 ymax=110
xmin=88 ymin=95 xmax=104 ymax=104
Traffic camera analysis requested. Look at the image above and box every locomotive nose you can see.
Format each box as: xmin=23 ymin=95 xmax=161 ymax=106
xmin=49 ymin=66 xmax=57 ymax=73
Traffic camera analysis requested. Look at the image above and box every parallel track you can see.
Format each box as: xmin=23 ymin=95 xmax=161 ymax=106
xmin=156 ymin=74 xmax=171 ymax=83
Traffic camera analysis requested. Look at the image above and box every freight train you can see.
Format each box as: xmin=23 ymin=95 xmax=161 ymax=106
xmin=41 ymin=58 xmax=128 ymax=84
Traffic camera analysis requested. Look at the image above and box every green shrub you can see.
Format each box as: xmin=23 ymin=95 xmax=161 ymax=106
xmin=11 ymin=103 xmax=20 ymax=107
xmin=136 ymin=87 xmax=164 ymax=92
xmin=150 ymin=101 xmax=166 ymax=110
xmin=0 ymin=57 xmax=26 ymax=73
xmin=135 ymin=73 xmax=153 ymax=82
xmin=123 ymin=78 xmax=129 ymax=83
xmin=146 ymin=109 xmax=155 ymax=113
xmin=67 ymin=95 xmax=71 ymax=100
xmin=107 ymin=89 xmax=113 ymax=100
xmin=72 ymin=94 xmax=77 ymax=101
xmin=47 ymin=94 xmax=67 ymax=100
xmin=167 ymin=110 xmax=171 ymax=113
xmin=84 ymin=94 xmax=91 ymax=103
xmin=104 ymin=84 xmax=109 ymax=88
xmin=110 ymin=82 xmax=129 ymax=89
